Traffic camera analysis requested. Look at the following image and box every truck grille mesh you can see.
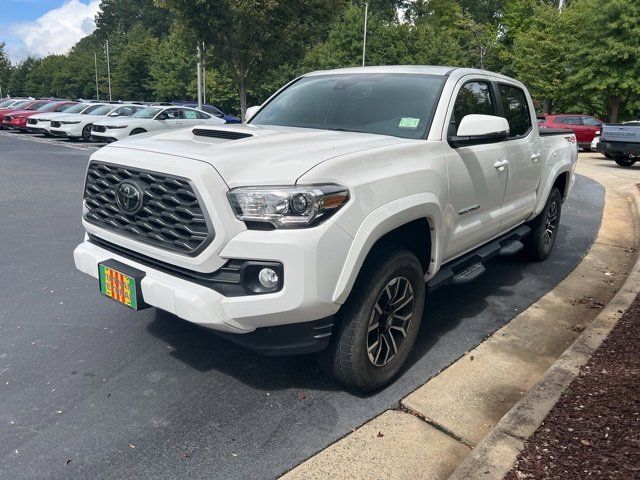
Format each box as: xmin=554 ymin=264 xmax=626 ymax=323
xmin=83 ymin=161 xmax=212 ymax=255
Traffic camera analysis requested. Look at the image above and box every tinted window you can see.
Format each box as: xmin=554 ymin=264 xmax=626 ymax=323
xmin=557 ymin=116 xmax=582 ymax=125
xmin=452 ymin=81 xmax=494 ymax=125
xmin=0 ymin=99 xmax=14 ymax=108
xmin=165 ymin=108 xmax=184 ymax=119
xmin=498 ymin=84 xmax=532 ymax=137
xmin=202 ymin=105 xmax=224 ymax=117
xmin=582 ymin=116 xmax=602 ymax=126
xmin=132 ymin=107 xmax=162 ymax=119
xmin=251 ymin=73 xmax=446 ymax=140
xmin=26 ymin=101 xmax=48 ymax=110
xmin=56 ymin=103 xmax=75 ymax=112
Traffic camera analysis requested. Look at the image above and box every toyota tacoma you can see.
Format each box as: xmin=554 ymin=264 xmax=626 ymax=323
xmin=74 ymin=66 xmax=577 ymax=391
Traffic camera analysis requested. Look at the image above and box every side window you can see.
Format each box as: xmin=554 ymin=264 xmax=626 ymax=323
xmin=164 ymin=108 xmax=183 ymax=120
xmin=498 ymin=84 xmax=532 ymax=138
xmin=183 ymin=109 xmax=198 ymax=120
xmin=196 ymin=110 xmax=211 ymax=119
xmin=451 ymin=81 xmax=494 ymax=134
xmin=582 ymin=116 xmax=602 ymax=126
xmin=559 ymin=116 xmax=582 ymax=125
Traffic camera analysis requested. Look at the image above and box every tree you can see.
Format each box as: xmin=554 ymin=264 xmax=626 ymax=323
xmin=157 ymin=0 xmax=347 ymax=119
xmin=112 ymin=25 xmax=158 ymax=100
xmin=0 ymin=43 xmax=11 ymax=97
xmin=149 ymin=29 xmax=195 ymax=101
xmin=94 ymin=0 xmax=171 ymax=40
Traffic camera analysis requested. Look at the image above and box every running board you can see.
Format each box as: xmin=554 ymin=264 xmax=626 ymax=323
xmin=428 ymin=225 xmax=531 ymax=291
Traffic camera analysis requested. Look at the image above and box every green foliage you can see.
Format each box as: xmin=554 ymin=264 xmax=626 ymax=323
xmin=2 ymin=0 xmax=639 ymax=122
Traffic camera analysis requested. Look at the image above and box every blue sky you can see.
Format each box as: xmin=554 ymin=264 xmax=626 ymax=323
xmin=1 ymin=0 xmax=100 ymax=63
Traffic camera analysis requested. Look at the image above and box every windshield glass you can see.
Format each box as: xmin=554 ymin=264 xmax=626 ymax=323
xmin=11 ymin=100 xmax=32 ymax=109
xmin=0 ymin=99 xmax=14 ymax=108
xmin=36 ymin=101 xmax=58 ymax=111
xmin=26 ymin=101 xmax=48 ymax=110
xmin=131 ymin=107 xmax=162 ymax=119
xmin=251 ymin=73 xmax=445 ymax=139
xmin=81 ymin=104 xmax=104 ymax=114
xmin=88 ymin=105 xmax=114 ymax=115
xmin=59 ymin=103 xmax=85 ymax=113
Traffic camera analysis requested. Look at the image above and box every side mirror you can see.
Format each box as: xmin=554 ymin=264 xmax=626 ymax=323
xmin=450 ymin=114 xmax=510 ymax=148
xmin=245 ymin=105 xmax=260 ymax=122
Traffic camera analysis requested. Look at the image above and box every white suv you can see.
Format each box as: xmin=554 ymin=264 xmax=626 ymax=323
xmin=74 ymin=66 xmax=577 ymax=391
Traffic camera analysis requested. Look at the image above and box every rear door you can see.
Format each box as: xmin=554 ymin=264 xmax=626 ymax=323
xmin=160 ymin=108 xmax=184 ymax=129
xmin=496 ymin=82 xmax=542 ymax=228
xmin=442 ymin=78 xmax=509 ymax=260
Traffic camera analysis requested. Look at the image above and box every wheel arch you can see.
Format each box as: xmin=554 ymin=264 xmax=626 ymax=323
xmin=332 ymin=193 xmax=442 ymax=304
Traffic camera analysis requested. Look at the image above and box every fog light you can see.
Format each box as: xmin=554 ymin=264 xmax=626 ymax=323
xmin=258 ymin=268 xmax=279 ymax=289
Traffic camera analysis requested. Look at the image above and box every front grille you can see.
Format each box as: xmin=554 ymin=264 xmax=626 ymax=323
xmin=51 ymin=121 xmax=61 ymax=128
xmin=83 ymin=161 xmax=213 ymax=255
xmin=93 ymin=125 xmax=106 ymax=133
xmin=193 ymin=128 xmax=253 ymax=140
xmin=27 ymin=118 xmax=37 ymax=125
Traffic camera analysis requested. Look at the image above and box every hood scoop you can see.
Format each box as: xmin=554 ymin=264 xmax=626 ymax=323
xmin=193 ymin=128 xmax=253 ymax=140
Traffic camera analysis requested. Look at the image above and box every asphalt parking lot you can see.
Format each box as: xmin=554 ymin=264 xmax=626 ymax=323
xmin=0 ymin=132 xmax=604 ymax=480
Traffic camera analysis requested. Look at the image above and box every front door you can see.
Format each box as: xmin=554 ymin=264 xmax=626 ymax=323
xmin=442 ymin=78 xmax=508 ymax=261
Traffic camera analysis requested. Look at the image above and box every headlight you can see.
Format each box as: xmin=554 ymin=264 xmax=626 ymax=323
xmin=61 ymin=120 xmax=81 ymax=125
xmin=227 ymin=184 xmax=349 ymax=228
xmin=106 ymin=125 xmax=127 ymax=129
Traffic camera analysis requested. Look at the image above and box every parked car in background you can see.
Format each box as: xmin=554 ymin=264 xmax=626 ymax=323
xmin=173 ymin=101 xmax=241 ymax=123
xmin=2 ymin=100 xmax=77 ymax=131
xmin=91 ymin=105 xmax=225 ymax=142
xmin=74 ymin=66 xmax=577 ymax=391
xmin=27 ymin=103 xmax=105 ymax=135
xmin=50 ymin=104 xmax=144 ymax=141
xmin=0 ymin=98 xmax=30 ymax=109
xmin=0 ymin=100 xmax=48 ymax=128
xmin=538 ymin=114 xmax=602 ymax=150
xmin=596 ymin=121 xmax=640 ymax=166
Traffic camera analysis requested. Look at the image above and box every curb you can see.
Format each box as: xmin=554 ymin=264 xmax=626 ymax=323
xmin=446 ymin=189 xmax=640 ymax=480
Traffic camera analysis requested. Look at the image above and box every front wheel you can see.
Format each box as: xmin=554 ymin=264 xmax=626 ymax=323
xmin=318 ymin=247 xmax=425 ymax=392
xmin=525 ymin=188 xmax=562 ymax=261
xmin=82 ymin=124 xmax=93 ymax=142
xmin=614 ymin=156 xmax=636 ymax=167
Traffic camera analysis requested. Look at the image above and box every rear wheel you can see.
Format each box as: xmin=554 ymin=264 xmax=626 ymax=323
xmin=525 ymin=188 xmax=562 ymax=261
xmin=82 ymin=124 xmax=93 ymax=142
xmin=130 ymin=128 xmax=147 ymax=135
xmin=614 ymin=156 xmax=636 ymax=167
xmin=318 ymin=247 xmax=425 ymax=392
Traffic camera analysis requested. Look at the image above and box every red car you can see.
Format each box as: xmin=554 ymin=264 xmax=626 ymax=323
xmin=2 ymin=100 xmax=77 ymax=131
xmin=538 ymin=114 xmax=603 ymax=150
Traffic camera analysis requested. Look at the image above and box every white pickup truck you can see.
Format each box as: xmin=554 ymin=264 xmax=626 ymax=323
xmin=74 ymin=66 xmax=577 ymax=391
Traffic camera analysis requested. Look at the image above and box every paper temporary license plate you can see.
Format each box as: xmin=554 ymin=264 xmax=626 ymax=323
xmin=98 ymin=260 xmax=146 ymax=310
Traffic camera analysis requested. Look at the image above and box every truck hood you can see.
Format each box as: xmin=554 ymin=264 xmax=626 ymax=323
xmin=105 ymin=124 xmax=410 ymax=187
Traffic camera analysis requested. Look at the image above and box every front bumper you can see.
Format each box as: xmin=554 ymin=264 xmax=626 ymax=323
xmin=50 ymin=124 xmax=83 ymax=138
xmin=74 ymin=215 xmax=352 ymax=334
xmin=597 ymin=140 xmax=640 ymax=157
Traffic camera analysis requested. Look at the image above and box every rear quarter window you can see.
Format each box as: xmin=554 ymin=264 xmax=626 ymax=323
xmin=498 ymin=84 xmax=532 ymax=137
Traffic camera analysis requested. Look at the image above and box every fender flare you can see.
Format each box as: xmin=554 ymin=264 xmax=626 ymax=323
xmin=332 ymin=193 xmax=442 ymax=304
xmin=533 ymin=162 xmax=573 ymax=217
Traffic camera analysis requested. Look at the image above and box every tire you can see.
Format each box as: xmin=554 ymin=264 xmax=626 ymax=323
xmin=614 ymin=156 xmax=636 ymax=167
xmin=604 ymin=153 xmax=613 ymax=159
xmin=318 ymin=247 xmax=425 ymax=392
xmin=130 ymin=128 xmax=147 ymax=135
xmin=82 ymin=124 xmax=93 ymax=142
xmin=525 ymin=188 xmax=562 ymax=261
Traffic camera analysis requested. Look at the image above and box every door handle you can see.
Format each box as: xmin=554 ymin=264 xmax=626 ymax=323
xmin=531 ymin=153 xmax=542 ymax=162
xmin=494 ymin=159 xmax=509 ymax=171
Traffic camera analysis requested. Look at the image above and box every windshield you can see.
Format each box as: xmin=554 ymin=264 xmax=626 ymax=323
xmin=131 ymin=107 xmax=162 ymax=119
xmin=251 ymin=73 xmax=445 ymax=139
xmin=64 ymin=103 xmax=88 ymax=114
xmin=88 ymin=105 xmax=115 ymax=115
xmin=0 ymin=99 xmax=14 ymax=108
xmin=81 ymin=104 xmax=105 ymax=114
xmin=26 ymin=101 xmax=48 ymax=110
xmin=11 ymin=100 xmax=31 ymax=109
xmin=36 ymin=101 xmax=58 ymax=111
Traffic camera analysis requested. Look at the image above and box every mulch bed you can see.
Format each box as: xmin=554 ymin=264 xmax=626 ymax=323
xmin=504 ymin=293 xmax=640 ymax=479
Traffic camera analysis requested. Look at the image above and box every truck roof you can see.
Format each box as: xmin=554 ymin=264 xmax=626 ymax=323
xmin=305 ymin=65 xmax=524 ymax=86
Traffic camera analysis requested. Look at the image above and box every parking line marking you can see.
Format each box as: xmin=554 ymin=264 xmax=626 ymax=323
xmin=0 ymin=130 xmax=101 ymax=151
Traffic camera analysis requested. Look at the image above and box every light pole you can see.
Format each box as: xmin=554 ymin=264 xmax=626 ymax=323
xmin=94 ymin=52 xmax=100 ymax=100
xmin=362 ymin=2 xmax=369 ymax=67
xmin=105 ymin=40 xmax=112 ymax=101
xmin=558 ymin=0 xmax=565 ymax=10
xmin=196 ymin=43 xmax=203 ymax=110
xmin=202 ymin=42 xmax=206 ymax=105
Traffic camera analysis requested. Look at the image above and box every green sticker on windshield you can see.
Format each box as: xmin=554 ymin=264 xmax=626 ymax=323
xmin=399 ymin=117 xmax=420 ymax=128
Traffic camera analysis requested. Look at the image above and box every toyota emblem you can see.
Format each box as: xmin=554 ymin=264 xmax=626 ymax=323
xmin=116 ymin=181 xmax=143 ymax=214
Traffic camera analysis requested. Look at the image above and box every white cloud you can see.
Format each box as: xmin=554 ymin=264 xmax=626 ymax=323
xmin=8 ymin=0 xmax=100 ymax=62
